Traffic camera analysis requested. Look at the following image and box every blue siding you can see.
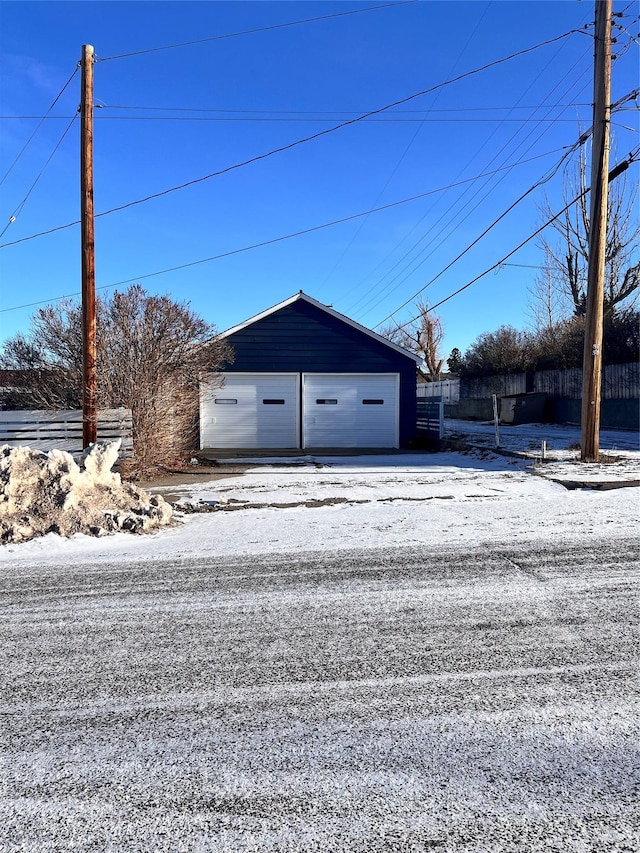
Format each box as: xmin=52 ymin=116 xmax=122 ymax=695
xmin=223 ymin=300 xmax=418 ymax=446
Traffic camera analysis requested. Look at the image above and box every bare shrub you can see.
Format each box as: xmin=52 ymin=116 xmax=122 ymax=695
xmin=0 ymin=285 xmax=232 ymax=474
xmin=460 ymin=326 xmax=534 ymax=378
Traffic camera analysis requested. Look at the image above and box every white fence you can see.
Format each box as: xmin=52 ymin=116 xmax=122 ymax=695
xmin=0 ymin=408 xmax=133 ymax=456
xmin=417 ymin=379 xmax=460 ymax=402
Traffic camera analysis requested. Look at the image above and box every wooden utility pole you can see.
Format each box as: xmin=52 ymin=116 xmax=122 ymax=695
xmin=80 ymin=44 xmax=97 ymax=447
xmin=581 ymin=0 xmax=612 ymax=462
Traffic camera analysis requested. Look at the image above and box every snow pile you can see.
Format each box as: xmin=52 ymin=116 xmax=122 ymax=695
xmin=0 ymin=441 xmax=172 ymax=544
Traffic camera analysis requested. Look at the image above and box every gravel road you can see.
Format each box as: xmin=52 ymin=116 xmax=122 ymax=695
xmin=1 ymin=538 xmax=639 ymax=852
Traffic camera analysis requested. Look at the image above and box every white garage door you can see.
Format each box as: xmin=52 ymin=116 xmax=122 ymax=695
xmin=200 ymin=373 xmax=299 ymax=449
xmin=302 ymin=374 xmax=399 ymax=448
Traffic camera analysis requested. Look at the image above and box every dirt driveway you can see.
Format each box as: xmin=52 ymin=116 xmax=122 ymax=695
xmin=136 ymin=464 xmax=249 ymax=498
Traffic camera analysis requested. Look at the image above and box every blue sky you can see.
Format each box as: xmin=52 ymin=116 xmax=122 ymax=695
xmin=1 ymin=0 xmax=638 ymax=360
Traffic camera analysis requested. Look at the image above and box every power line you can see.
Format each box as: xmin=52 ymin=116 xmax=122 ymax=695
xmin=499 ymin=263 xmax=545 ymax=270
xmin=0 ymin=115 xmax=598 ymax=124
xmin=373 ymin=87 xmax=638 ymax=322
xmin=0 ymin=103 xmax=596 ymax=119
xmin=319 ymin=0 xmax=493 ymax=294
xmin=97 ymin=2 xmax=417 ymax=61
xmin=348 ymin=42 xmax=595 ymax=318
xmin=0 ymin=66 xmax=78 ymax=188
xmin=86 ymin=102 xmax=599 ymax=114
xmin=375 ymin=149 xmax=640 ymax=331
xmin=0 ymin=148 xmax=570 ymax=315
xmin=0 ymin=27 xmax=587 ymax=252
xmin=611 ymin=120 xmax=640 ymax=132
xmin=0 ymin=115 xmax=78 ymax=240
xmin=372 ymin=131 xmax=594 ymax=329
xmin=354 ymin=73 xmax=637 ymax=323
xmin=367 ymin=86 xmax=592 ymax=312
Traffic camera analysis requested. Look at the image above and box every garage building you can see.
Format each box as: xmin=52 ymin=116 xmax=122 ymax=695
xmin=200 ymin=292 xmax=420 ymax=451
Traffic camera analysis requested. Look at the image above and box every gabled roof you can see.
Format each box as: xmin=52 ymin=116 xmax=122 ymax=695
xmin=220 ymin=292 xmax=422 ymax=364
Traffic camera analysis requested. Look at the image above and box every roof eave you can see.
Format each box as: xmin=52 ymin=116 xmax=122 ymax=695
xmin=220 ymin=292 xmax=421 ymax=364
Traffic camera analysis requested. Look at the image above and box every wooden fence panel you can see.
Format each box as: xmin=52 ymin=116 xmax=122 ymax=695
xmin=459 ymin=363 xmax=638 ymax=402
xmin=460 ymin=374 xmax=527 ymax=399
xmin=534 ymin=368 xmax=583 ymax=399
xmin=602 ymin=362 xmax=639 ymax=400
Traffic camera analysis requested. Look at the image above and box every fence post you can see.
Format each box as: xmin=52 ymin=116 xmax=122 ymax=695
xmin=492 ymin=394 xmax=500 ymax=448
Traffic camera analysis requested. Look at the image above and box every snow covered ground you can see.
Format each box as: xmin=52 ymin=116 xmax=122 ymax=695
xmin=1 ymin=419 xmax=637 ymax=567
xmin=445 ymin=418 xmax=639 ymax=455
xmin=445 ymin=418 xmax=640 ymax=480
xmin=1 ymin=421 xmax=638 ymax=851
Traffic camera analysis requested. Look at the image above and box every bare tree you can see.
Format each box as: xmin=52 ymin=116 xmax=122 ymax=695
xmin=0 ymin=285 xmax=232 ymax=473
xmin=0 ymin=301 xmax=84 ymax=409
xmin=534 ymin=146 xmax=639 ymax=323
xmin=380 ymin=300 xmax=445 ymax=381
xmin=528 ymin=267 xmax=567 ymax=332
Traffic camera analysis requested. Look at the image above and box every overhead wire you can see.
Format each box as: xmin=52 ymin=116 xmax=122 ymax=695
xmin=0 ymin=66 xmax=78 ymax=188
xmin=83 ymin=102 xmax=598 ymax=114
xmin=378 ymin=84 xmax=638 ymax=315
xmin=0 ymin=114 xmax=78 ymax=240
xmin=372 ymin=128 xmax=595 ymax=330
xmin=0 ymin=115 xmax=600 ymax=124
xmin=318 ymin=0 xmax=493 ymax=294
xmin=375 ymin=148 xmax=640 ymax=330
xmin=347 ymin=11 xmax=595 ymax=314
xmin=89 ymin=101 xmax=596 ymax=114
xmin=0 ymin=147 xmax=571 ymax=315
xmin=0 ymin=101 xmax=592 ymax=122
xmin=356 ymin=73 xmax=593 ymax=317
xmin=0 ymin=26 xmax=588 ymax=252
xmin=612 ymin=5 xmax=640 ymax=48
xmin=96 ymin=1 xmax=417 ymax=61
xmin=6 ymin=146 xmax=636 ymax=320
xmin=0 ymin=104 xmax=597 ymax=122
xmin=348 ymin=32 xmax=594 ymax=318
xmin=608 ymin=85 xmax=639 ymax=133
xmin=611 ymin=121 xmax=640 ymax=132
xmin=616 ymin=1 xmax=639 ymax=15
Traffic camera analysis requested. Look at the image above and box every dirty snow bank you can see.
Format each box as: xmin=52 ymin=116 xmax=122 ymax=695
xmin=0 ymin=441 xmax=172 ymax=544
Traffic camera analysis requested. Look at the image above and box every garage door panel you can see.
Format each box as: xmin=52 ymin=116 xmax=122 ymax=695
xmin=303 ymin=374 xmax=398 ymax=448
xmin=201 ymin=373 xmax=299 ymax=449
xmin=202 ymin=372 xmax=399 ymax=450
